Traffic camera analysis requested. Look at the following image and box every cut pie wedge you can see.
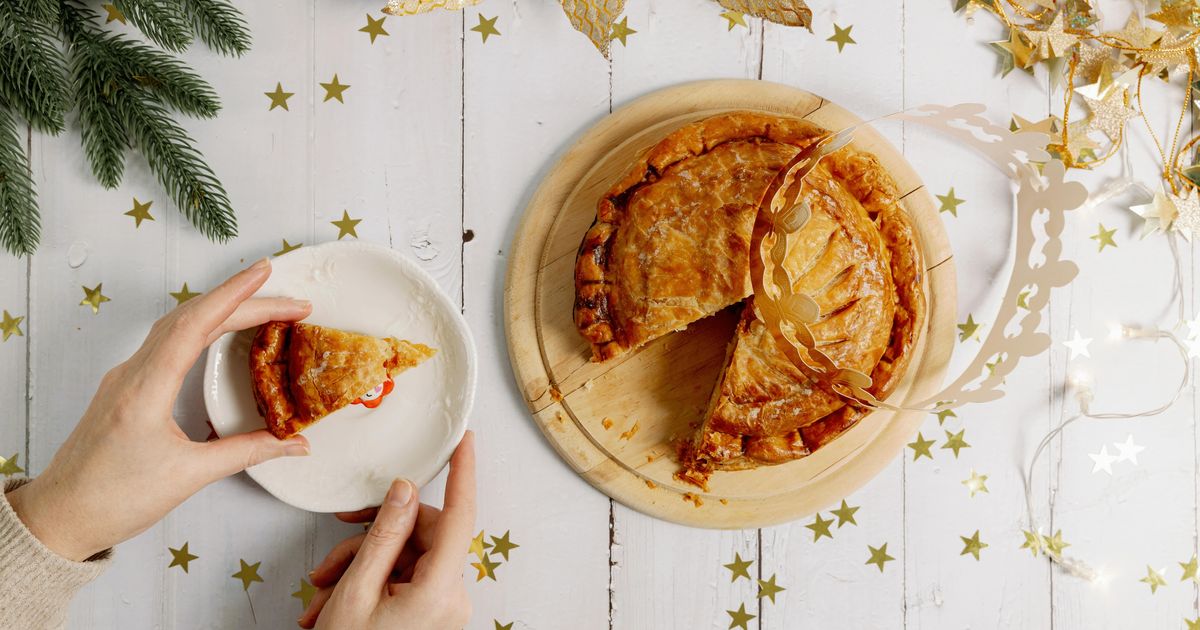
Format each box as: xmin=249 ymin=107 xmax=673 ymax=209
xmin=249 ymin=321 xmax=436 ymax=439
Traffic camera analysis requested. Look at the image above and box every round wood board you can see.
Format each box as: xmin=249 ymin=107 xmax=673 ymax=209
xmin=504 ymin=80 xmax=957 ymax=529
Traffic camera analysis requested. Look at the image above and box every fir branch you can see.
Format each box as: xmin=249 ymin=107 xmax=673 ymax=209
xmin=109 ymin=37 xmax=220 ymax=118
xmin=0 ymin=106 xmax=40 ymax=256
xmin=179 ymin=0 xmax=250 ymax=57
xmin=70 ymin=47 xmax=129 ymax=187
xmin=111 ymin=0 xmax=192 ymax=53
xmin=0 ymin=0 xmax=71 ymax=133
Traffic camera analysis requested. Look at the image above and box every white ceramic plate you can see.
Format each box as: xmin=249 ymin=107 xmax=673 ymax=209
xmin=203 ymin=241 xmax=476 ymax=512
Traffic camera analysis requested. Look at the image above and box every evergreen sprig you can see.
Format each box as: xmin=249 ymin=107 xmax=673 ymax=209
xmin=0 ymin=0 xmax=251 ymax=255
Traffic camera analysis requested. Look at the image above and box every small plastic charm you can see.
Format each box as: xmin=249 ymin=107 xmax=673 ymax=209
xmin=352 ymin=377 xmax=395 ymax=409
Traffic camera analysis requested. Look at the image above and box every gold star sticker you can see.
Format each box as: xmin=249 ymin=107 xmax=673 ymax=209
xmin=1020 ymin=530 xmax=1044 ymax=556
xmin=1 ymin=310 xmax=23 ymax=341
xmin=937 ymin=187 xmax=965 ymax=216
xmin=168 ymin=542 xmax=199 ymax=573
xmin=471 ymin=555 xmax=501 ymax=582
xmin=231 ymin=559 xmax=263 ymax=591
xmin=1023 ymin=13 xmax=1078 ymax=61
xmin=1083 ymin=87 xmax=1137 ymax=141
xmin=1140 ymin=566 xmax=1167 ymax=593
xmin=908 ymin=432 xmax=936 ymax=460
xmin=320 ymin=74 xmax=350 ymax=103
xmin=942 ymin=429 xmax=970 ymax=458
xmin=1187 ymin=617 xmax=1200 ymax=630
xmin=866 ymin=543 xmax=894 ymax=572
xmin=265 ymin=82 xmax=294 ymax=111
xmin=469 ymin=530 xmax=490 ymax=560
xmin=169 ymin=283 xmax=201 ymax=305
xmin=962 ymin=470 xmax=989 ymax=497
xmin=1090 ymin=223 xmax=1117 ymax=252
xmin=726 ymin=603 xmax=755 ymax=630
xmin=1181 ymin=555 xmax=1199 ymax=582
xmin=805 ymin=513 xmax=834 ymax=541
xmin=610 ymin=16 xmax=636 ymax=46
xmin=1045 ymin=529 xmax=1070 ymax=555
xmin=1017 ymin=290 xmax=1031 ymax=309
xmin=830 ymin=499 xmax=859 ymax=527
xmin=124 ymin=198 xmax=154 ymax=227
xmin=960 ymin=530 xmax=988 ymax=560
xmin=721 ymin=11 xmax=747 ymax=30
xmin=331 ymin=210 xmax=362 ymax=240
xmin=292 ymin=579 xmax=317 ymax=609
xmin=723 ymin=552 xmax=753 ymax=581
xmin=488 ymin=531 xmax=519 ymax=561
xmin=935 ymin=407 xmax=957 ymax=425
xmin=273 ymin=239 xmax=302 ymax=256
xmin=102 ymin=3 xmax=125 ymax=24
xmin=990 ymin=28 xmax=1034 ymax=77
xmin=0 ymin=453 xmax=24 ymax=477
xmin=80 ymin=284 xmax=110 ymax=314
xmin=957 ymin=314 xmax=981 ymax=341
xmin=359 ymin=14 xmax=389 ymax=43
xmin=827 ymin=23 xmax=855 ymax=52
xmin=472 ymin=14 xmax=500 ymax=43
xmin=757 ymin=573 xmax=785 ymax=603
xmin=494 ymin=622 xmax=514 ymax=630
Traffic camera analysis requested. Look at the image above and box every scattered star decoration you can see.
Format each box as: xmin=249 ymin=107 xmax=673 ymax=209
xmin=757 ymin=574 xmax=785 ymax=603
xmin=827 ymin=23 xmax=855 ymax=52
xmin=726 ymin=603 xmax=755 ymax=630
xmin=962 ymin=470 xmax=989 ymax=497
xmin=1063 ymin=329 xmax=1092 ymax=360
xmin=1140 ymin=566 xmax=1167 ymax=593
xmin=957 ymin=314 xmax=981 ymax=341
xmin=866 ymin=543 xmax=894 ymax=572
xmin=1020 ymin=530 xmax=1044 ymax=556
xmin=1088 ymin=444 xmax=1118 ymax=475
xmin=292 ymin=579 xmax=317 ymax=609
xmin=610 ymin=16 xmax=635 ymax=46
xmin=806 ymin=513 xmax=834 ymax=541
xmin=1090 ymin=223 xmax=1117 ymax=251
xmin=937 ymin=187 xmax=965 ymax=216
xmin=168 ymin=542 xmax=198 ymax=573
xmin=1 ymin=311 xmax=23 ymax=341
xmin=80 ymin=284 xmax=111 ymax=314
xmin=942 ymin=429 xmax=971 ymax=458
xmin=494 ymin=622 xmax=514 ymax=630
xmin=274 ymin=239 xmax=302 ymax=256
xmin=124 ymin=198 xmax=154 ymax=227
xmin=331 ymin=210 xmax=362 ymax=239
xmin=472 ymin=14 xmax=500 ymax=43
xmin=936 ymin=407 xmax=957 ymax=424
xmin=265 ymin=83 xmax=294 ymax=111
xmin=721 ymin=11 xmax=747 ymax=30
xmin=321 ymin=74 xmax=350 ymax=103
xmin=1180 ymin=555 xmax=1199 ymax=583
xmin=359 ymin=14 xmax=389 ymax=43
xmin=232 ymin=559 xmax=263 ymax=591
xmin=488 ymin=531 xmax=519 ymax=561
xmin=830 ymin=499 xmax=859 ymax=527
xmin=908 ymin=432 xmax=936 ymax=460
xmin=1113 ymin=434 xmax=1144 ymax=464
xmin=102 ymin=3 xmax=125 ymax=24
xmin=960 ymin=530 xmax=988 ymax=560
xmin=0 ymin=454 xmax=24 ymax=477
xmin=169 ymin=283 xmax=201 ymax=306
xmin=471 ymin=555 xmax=500 ymax=582
xmin=469 ymin=530 xmax=491 ymax=560
xmin=723 ymin=552 xmax=753 ymax=581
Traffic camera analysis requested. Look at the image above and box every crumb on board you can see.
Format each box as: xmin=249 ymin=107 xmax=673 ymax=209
xmin=602 ymin=417 xmax=614 ymax=430
xmin=619 ymin=421 xmax=640 ymax=441
xmin=682 ymin=492 xmax=703 ymax=508
xmin=645 ymin=480 xmax=657 ymax=489
xmin=719 ymin=498 xmax=729 ymax=505
xmin=553 ymin=411 xmax=564 ymax=423
xmin=645 ymin=454 xmax=656 ymax=463
xmin=549 ymin=386 xmax=562 ymax=402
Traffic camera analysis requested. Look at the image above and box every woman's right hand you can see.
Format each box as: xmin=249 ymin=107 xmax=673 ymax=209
xmin=300 ymin=432 xmax=475 ymax=629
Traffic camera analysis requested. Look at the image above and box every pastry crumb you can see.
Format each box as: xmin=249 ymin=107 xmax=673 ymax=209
xmin=549 ymin=386 xmax=562 ymax=402
xmin=582 ymin=379 xmax=594 ymax=391
xmin=719 ymin=498 xmax=729 ymax=505
xmin=619 ymin=421 xmax=640 ymax=441
xmin=645 ymin=480 xmax=657 ymax=489
xmin=682 ymin=492 xmax=703 ymax=508
xmin=645 ymin=454 xmax=655 ymax=463
xmin=553 ymin=411 xmax=564 ymax=423
xmin=602 ymin=417 xmax=614 ymax=430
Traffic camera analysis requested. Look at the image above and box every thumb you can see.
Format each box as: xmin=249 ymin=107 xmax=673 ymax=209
xmin=337 ymin=479 xmax=419 ymax=599
xmin=202 ymin=430 xmax=310 ymax=480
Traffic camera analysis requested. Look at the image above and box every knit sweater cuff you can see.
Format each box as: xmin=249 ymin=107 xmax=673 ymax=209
xmin=0 ymin=478 xmax=112 ymax=629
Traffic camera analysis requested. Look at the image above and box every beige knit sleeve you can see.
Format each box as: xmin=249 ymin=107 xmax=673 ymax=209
xmin=0 ymin=478 xmax=112 ymax=630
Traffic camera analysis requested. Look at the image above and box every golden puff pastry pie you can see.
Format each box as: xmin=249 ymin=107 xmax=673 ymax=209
xmin=572 ymin=111 xmax=925 ymax=490
xmin=249 ymin=321 xmax=436 ymax=439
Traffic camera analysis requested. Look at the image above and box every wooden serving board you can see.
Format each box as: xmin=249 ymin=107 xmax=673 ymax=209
xmin=504 ymin=80 xmax=956 ymax=529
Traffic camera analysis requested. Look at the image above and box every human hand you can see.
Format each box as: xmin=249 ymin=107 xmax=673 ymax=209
xmin=299 ymin=432 xmax=475 ymax=630
xmin=7 ymin=259 xmax=313 ymax=561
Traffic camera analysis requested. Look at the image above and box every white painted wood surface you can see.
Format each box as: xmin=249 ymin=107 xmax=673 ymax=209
xmin=3 ymin=0 xmax=1198 ymax=627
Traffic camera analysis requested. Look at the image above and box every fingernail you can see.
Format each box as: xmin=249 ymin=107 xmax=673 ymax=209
xmin=284 ymin=441 xmax=309 ymax=457
xmin=250 ymin=257 xmax=270 ymax=271
xmin=386 ymin=478 xmax=414 ymax=506
xmin=289 ymin=298 xmax=312 ymax=309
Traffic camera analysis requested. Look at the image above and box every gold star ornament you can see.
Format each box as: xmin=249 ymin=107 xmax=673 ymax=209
xmin=359 ymin=14 xmax=389 ymax=43
xmin=827 ymin=23 xmax=855 ymax=52
xmin=937 ymin=187 xmax=965 ymax=216
xmin=102 ymin=3 xmax=125 ymax=24
xmin=908 ymin=432 xmax=936 ymax=460
xmin=1 ymin=311 xmax=23 ymax=341
xmin=723 ymin=552 xmax=753 ymax=581
xmin=990 ymin=28 xmax=1034 ymax=77
xmin=942 ymin=429 xmax=970 ymax=458
xmin=273 ymin=239 xmax=302 ymax=256
xmin=957 ymin=314 xmax=981 ymax=341
xmin=124 ymin=198 xmax=154 ymax=227
xmin=726 ymin=603 xmax=755 ymax=630
xmin=292 ymin=579 xmax=317 ymax=609
xmin=757 ymin=573 xmax=785 ymax=603
xmin=168 ymin=542 xmax=199 ymax=573
xmin=610 ymin=16 xmax=635 ymax=46
xmin=866 ymin=543 xmax=894 ymax=572
xmin=469 ymin=530 xmax=490 ymax=560
xmin=80 ymin=284 xmax=111 ymax=314
xmin=1083 ymin=87 xmax=1137 ymax=141
xmin=721 ymin=11 xmax=747 ymax=30
xmin=472 ymin=14 xmax=500 ymax=43
xmin=1023 ymin=13 xmax=1078 ymax=61
xmin=1090 ymin=223 xmax=1117 ymax=251
xmin=320 ymin=74 xmax=350 ymax=103
xmin=232 ymin=559 xmax=263 ymax=591
xmin=962 ymin=470 xmax=989 ymax=497
xmin=805 ymin=512 xmax=834 ymax=541
xmin=1020 ymin=530 xmax=1044 ymax=556
xmin=1140 ymin=566 xmax=1167 ymax=593
xmin=0 ymin=453 xmax=24 ymax=477
xmin=265 ymin=83 xmax=294 ymax=111
xmin=1180 ymin=555 xmax=1199 ymax=582
xmin=830 ymin=499 xmax=859 ymax=527
xmin=471 ymin=555 xmax=500 ymax=582
xmin=169 ymin=283 xmax=200 ymax=305
xmin=959 ymin=530 xmax=988 ymax=560
xmin=488 ymin=531 xmax=519 ymax=561
xmin=331 ymin=210 xmax=362 ymax=239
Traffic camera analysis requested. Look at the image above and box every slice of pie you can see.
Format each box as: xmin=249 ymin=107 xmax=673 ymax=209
xmin=249 ymin=321 xmax=436 ymax=439
xmin=573 ymin=111 xmax=925 ymax=490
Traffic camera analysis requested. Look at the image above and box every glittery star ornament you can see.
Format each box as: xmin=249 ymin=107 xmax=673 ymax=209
xmin=1128 ymin=189 xmax=1176 ymax=237
xmin=265 ymin=83 xmax=294 ymax=111
xmin=1020 ymin=530 xmax=1044 ymax=556
xmin=320 ymin=75 xmax=350 ymax=103
xmin=168 ymin=542 xmax=199 ymax=573
xmin=125 ymin=198 xmax=154 ymax=227
xmin=488 ymin=531 xmax=519 ymax=560
xmin=232 ymin=559 xmax=263 ymax=591
xmin=959 ymin=530 xmax=988 ymax=560
xmin=560 ymin=0 xmax=626 ymax=57
xmin=274 ymin=239 xmax=302 ymax=256
xmin=1169 ymin=189 xmax=1200 ymax=241
xmin=0 ymin=311 xmax=23 ymax=341
xmin=990 ymin=28 xmax=1034 ymax=77
xmin=471 ymin=14 xmax=501 ymax=43
xmin=937 ymin=187 xmax=965 ymax=216
xmin=1089 ymin=223 xmax=1117 ymax=251
xmin=1149 ymin=0 xmax=1200 ymax=33
xmin=292 ymin=579 xmax=317 ymax=608
xmin=827 ymin=23 xmax=854 ymax=52
xmin=471 ymin=555 xmax=501 ymax=581
xmin=169 ymin=283 xmax=200 ymax=305
xmin=715 ymin=0 xmax=812 ymax=31
xmin=805 ymin=513 xmax=834 ymax=541
xmin=757 ymin=574 xmax=785 ymax=602
xmin=1140 ymin=566 xmax=1167 ymax=593
xmin=1083 ymin=87 xmax=1137 ymax=141
xmin=908 ymin=432 xmax=936 ymax=460
xmin=957 ymin=314 xmax=981 ymax=341
xmin=727 ymin=603 xmax=755 ymax=630
xmin=830 ymin=499 xmax=859 ymax=527
xmin=865 ymin=543 xmax=894 ymax=572
xmin=942 ymin=429 xmax=970 ymax=458
xmin=723 ymin=552 xmax=753 ymax=581
xmin=331 ymin=210 xmax=362 ymax=239
xmin=721 ymin=11 xmax=747 ymax=30
xmin=359 ymin=14 xmax=389 ymax=43
xmin=384 ymin=0 xmax=481 ymax=15
xmin=1181 ymin=555 xmax=1199 ymax=582
xmin=102 ymin=3 xmax=125 ymax=24
xmin=80 ymin=284 xmax=110 ymax=314
xmin=962 ymin=470 xmax=989 ymax=497
xmin=0 ymin=454 xmax=24 ymax=477
xmin=1044 ymin=530 xmax=1070 ymax=555
xmin=1023 ymin=13 xmax=1078 ymax=61
xmin=610 ymin=16 xmax=635 ymax=46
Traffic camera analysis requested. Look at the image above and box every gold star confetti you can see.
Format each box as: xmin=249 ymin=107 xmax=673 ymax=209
xmin=805 ymin=512 xmax=834 ymax=541
xmin=359 ymin=14 xmax=389 ymax=43
xmin=169 ymin=283 xmax=200 ymax=306
xmin=1020 ymin=530 xmax=1044 ymax=556
xmin=320 ymin=74 xmax=350 ymax=103
xmin=1017 ymin=290 xmax=1031 ymax=309
xmin=265 ymin=83 xmax=294 ymax=111
xmin=124 ymin=198 xmax=154 ymax=227
xmin=962 ymin=470 xmax=989 ymax=497
xmin=1 ymin=311 xmax=23 ymax=341
xmin=1023 ymin=13 xmax=1078 ymax=61
xmin=723 ymin=552 xmax=753 ymax=581
xmin=1090 ymin=223 xmax=1117 ymax=251
xmin=1187 ymin=617 xmax=1200 ymax=630
xmin=471 ymin=14 xmax=500 ymax=43
xmin=494 ymin=622 xmax=514 ymax=630
xmin=990 ymin=28 xmax=1034 ymax=77
xmin=232 ymin=559 xmax=263 ymax=591
xmin=1180 ymin=555 xmax=1199 ymax=582
xmin=80 ymin=284 xmax=110 ymax=314
xmin=865 ymin=543 xmax=894 ymax=572
xmin=957 ymin=314 xmax=981 ymax=341
xmin=827 ymin=23 xmax=855 ymax=52
xmin=168 ymin=542 xmax=198 ymax=573
xmin=908 ymin=432 xmax=936 ymax=460
xmin=291 ymin=579 xmax=317 ymax=609
xmin=469 ymin=530 xmax=490 ymax=560
xmin=273 ymin=239 xmax=302 ymax=256
xmin=935 ymin=407 xmax=957 ymax=424
xmin=721 ymin=10 xmax=747 ymax=30
xmin=959 ymin=530 xmax=988 ymax=560
xmin=471 ymin=555 xmax=501 ymax=582
xmin=726 ymin=603 xmax=755 ymax=630
xmin=610 ymin=16 xmax=635 ymax=46
xmin=102 ymin=3 xmax=125 ymax=24
xmin=942 ymin=428 xmax=970 ymax=458
xmin=757 ymin=574 xmax=785 ymax=603
xmin=488 ymin=531 xmax=519 ymax=561
xmin=0 ymin=453 xmax=24 ymax=477
xmin=1140 ymin=566 xmax=1167 ymax=593
xmin=331 ymin=210 xmax=362 ymax=239
xmin=830 ymin=499 xmax=859 ymax=527
xmin=1083 ymin=87 xmax=1137 ymax=141
xmin=937 ymin=187 xmax=965 ymax=216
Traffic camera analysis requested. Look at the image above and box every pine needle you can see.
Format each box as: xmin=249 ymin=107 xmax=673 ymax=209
xmin=0 ymin=107 xmax=40 ymax=256
xmin=111 ymin=0 xmax=193 ymax=53
xmin=0 ymin=1 xmax=71 ymax=133
xmin=180 ymin=0 xmax=251 ymax=57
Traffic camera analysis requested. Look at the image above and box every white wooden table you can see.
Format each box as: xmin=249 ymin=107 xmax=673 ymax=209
xmin=4 ymin=1 xmax=1197 ymax=628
